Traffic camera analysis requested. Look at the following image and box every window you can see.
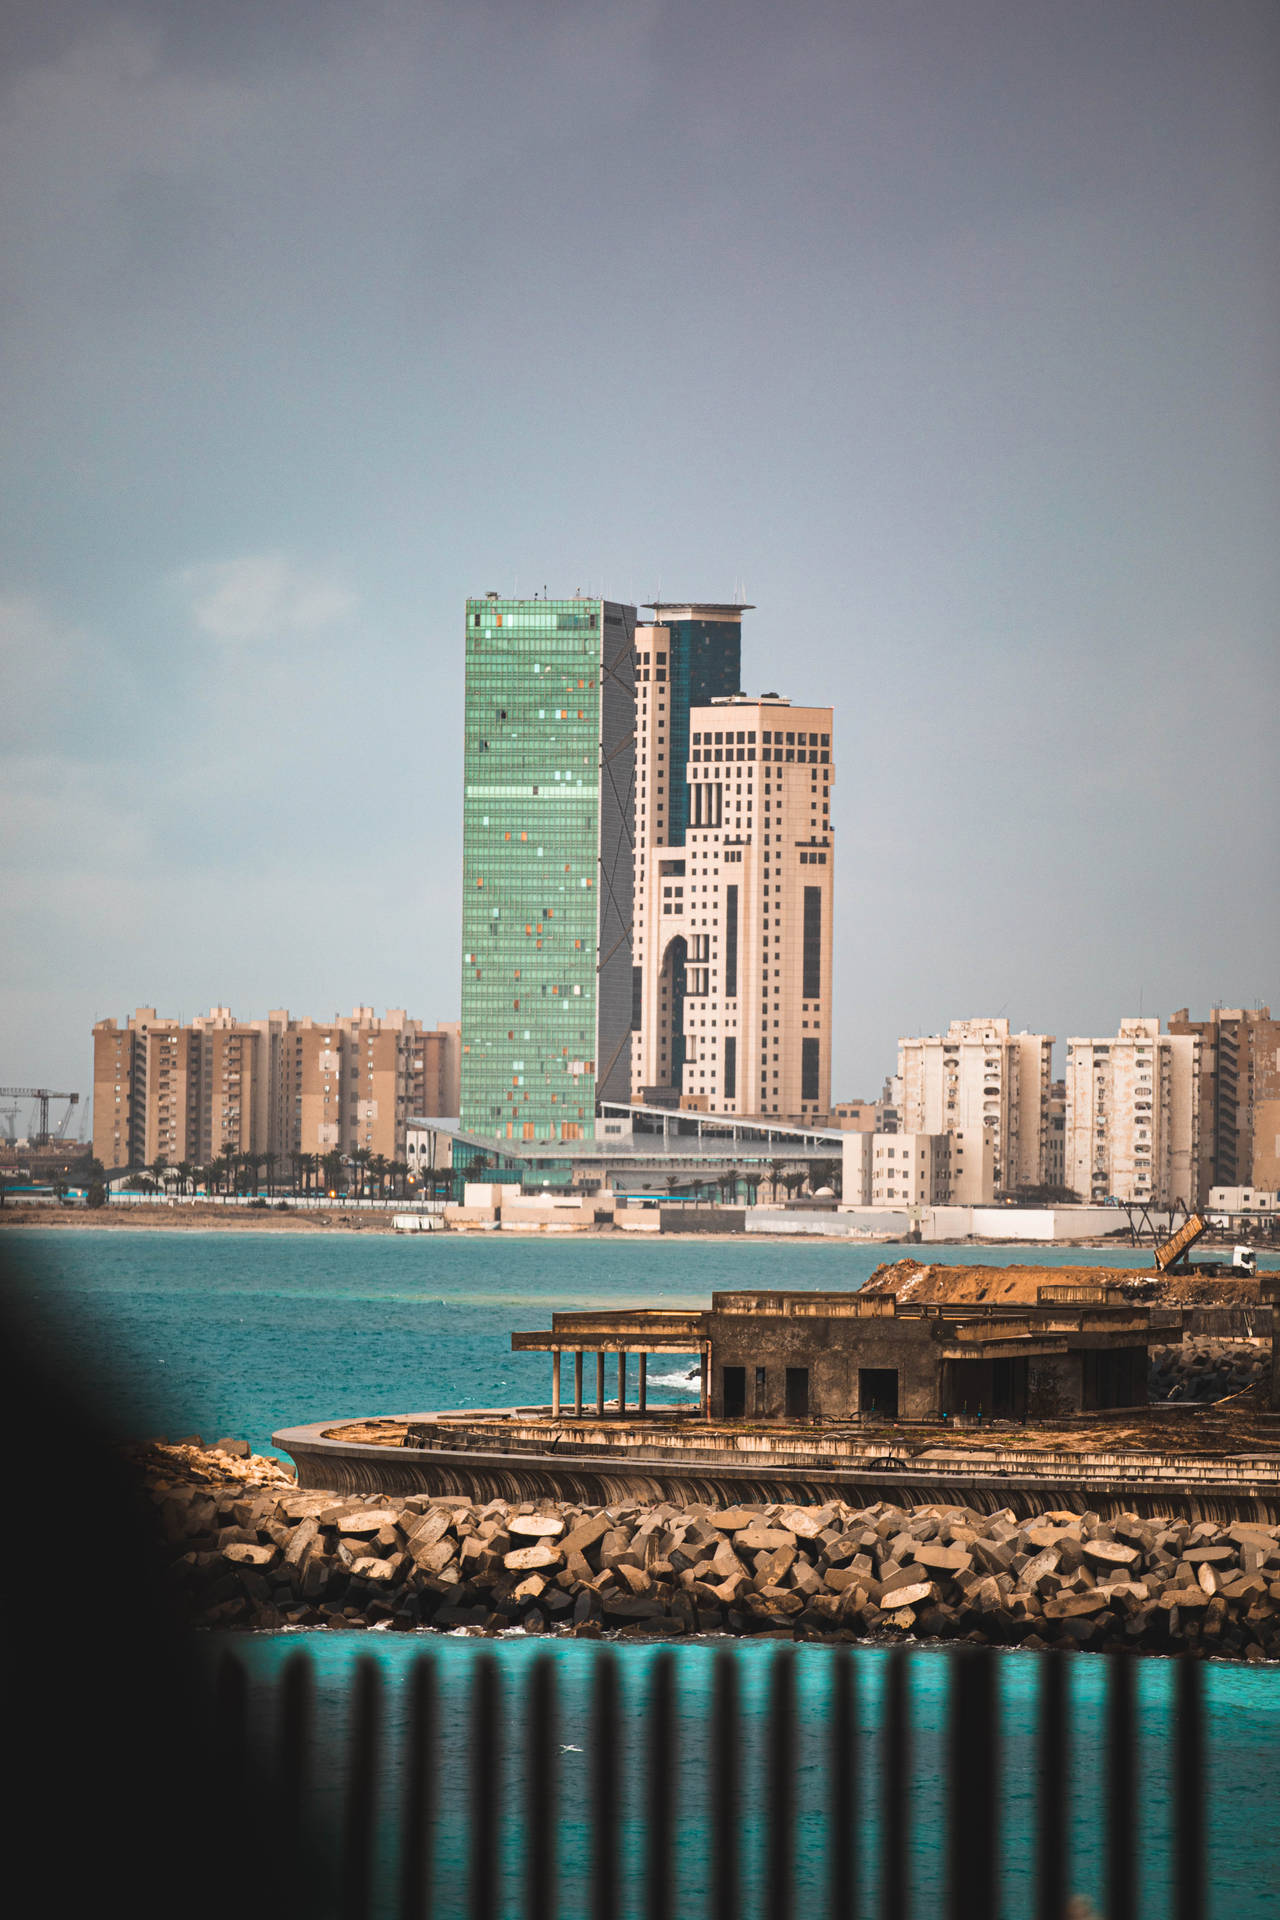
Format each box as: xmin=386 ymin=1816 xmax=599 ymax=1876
xmin=802 ymin=887 xmax=822 ymax=998
xmin=724 ymin=885 xmax=738 ymax=998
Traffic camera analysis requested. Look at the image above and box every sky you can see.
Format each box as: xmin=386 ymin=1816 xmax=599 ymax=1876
xmin=2 ymin=0 xmax=1277 ymax=1130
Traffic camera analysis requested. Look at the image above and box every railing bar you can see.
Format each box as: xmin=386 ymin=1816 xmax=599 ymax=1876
xmin=1174 ymin=1658 xmax=1205 ymax=1920
xmin=341 ymin=1656 xmax=380 ymax=1920
xmin=469 ymin=1654 xmax=500 ymax=1920
xmin=277 ymin=1650 xmax=313 ymax=1867
xmin=828 ymin=1650 xmax=857 ymax=1920
xmin=710 ymin=1649 xmax=739 ymax=1920
xmin=214 ymin=1650 xmax=248 ymax=1816
xmin=1036 ymin=1653 xmax=1068 ymax=1920
xmin=527 ymin=1656 xmax=558 ymax=1920
xmin=591 ymin=1652 xmax=620 ymax=1920
xmin=767 ymin=1647 xmax=796 ymax=1920
xmin=400 ymin=1655 xmax=436 ymax=1920
xmin=948 ymin=1649 xmax=998 ymax=1920
xmin=881 ymin=1649 xmax=909 ymax=1920
xmin=647 ymin=1652 xmax=675 ymax=1920
xmin=1106 ymin=1654 xmax=1137 ymax=1920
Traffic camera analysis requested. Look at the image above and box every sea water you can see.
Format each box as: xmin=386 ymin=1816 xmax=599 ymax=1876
xmin=5 ymin=1228 xmax=1279 ymax=1916
xmin=226 ymin=1632 xmax=1278 ymax=1920
xmin=7 ymin=1227 xmax=1263 ymax=1454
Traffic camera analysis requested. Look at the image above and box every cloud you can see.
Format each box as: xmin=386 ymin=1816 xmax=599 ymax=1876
xmin=177 ymin=554 xmax=356 ymax=644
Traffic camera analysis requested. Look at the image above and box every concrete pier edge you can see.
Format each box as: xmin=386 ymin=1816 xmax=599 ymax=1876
xmin=272 ymin=1413 xmax=1280 ymax=1524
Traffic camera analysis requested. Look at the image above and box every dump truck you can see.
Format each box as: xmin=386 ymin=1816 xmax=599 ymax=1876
xmin=1154 ymin=1214 xmax=1257 ymax=1277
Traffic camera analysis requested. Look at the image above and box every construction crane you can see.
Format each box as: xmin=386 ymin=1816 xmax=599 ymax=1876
xmin=0 ymin=1088 xmax=80 ymax=1146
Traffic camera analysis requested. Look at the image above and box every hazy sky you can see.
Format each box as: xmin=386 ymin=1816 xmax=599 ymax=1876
xmin=2 ymin=0 xmax=1277 ymax=1125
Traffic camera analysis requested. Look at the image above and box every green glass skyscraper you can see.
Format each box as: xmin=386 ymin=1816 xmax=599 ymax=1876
xmin=459 ymin=596 xmax=636 ymax=1143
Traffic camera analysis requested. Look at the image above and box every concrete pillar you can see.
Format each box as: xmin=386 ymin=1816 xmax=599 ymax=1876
xmin=596 ymin=1351 xmax=605 ymax=1417
xmin=638 ymin=1352 xmax=648 ymax=1413
xmin=618 ymin=1350 xmax=627 ymax=1413
xmin=574 ymin=1349 xmax=584 ymax=1417
xmin=700 ymin=1347 xmax=710 ymax=1420
xmin=551 ymin=1350 xmax=560 ymax=1418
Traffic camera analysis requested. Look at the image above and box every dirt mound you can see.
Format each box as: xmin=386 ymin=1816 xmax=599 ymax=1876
xmin=862 ymin=1257 xmax=1261 ymax=1308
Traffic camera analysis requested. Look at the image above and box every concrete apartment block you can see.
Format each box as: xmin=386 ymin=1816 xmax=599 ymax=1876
xmin=632 ymin=689 xmax=835 ymax=1123
xmin=897 ymin=1017 xmax=1053 ymax=1195
xmin=1064 ymin=1018 xmax=1200 ymax=1208
xmin=92 ymin=1007 xmax=459 ymax=1169
xmin=1168 ymin=1005 xmax=1280 ymax=1201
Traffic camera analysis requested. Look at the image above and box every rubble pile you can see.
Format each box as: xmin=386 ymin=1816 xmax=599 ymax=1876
xmin=151 ymin=1460 xmax=1280 ymax=1658
xmin=1148 ymin=1340 xmax=1270 ymax=1404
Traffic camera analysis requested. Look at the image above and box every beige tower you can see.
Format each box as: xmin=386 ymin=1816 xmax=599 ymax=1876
xmin=633 ymin=692 xmax=834 ymax=1122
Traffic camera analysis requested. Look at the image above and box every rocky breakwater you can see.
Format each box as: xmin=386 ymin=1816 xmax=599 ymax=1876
xmin=148 ymin=1448 xmax=1280 ymax=1658
xmin=1149 ymin=1339 xmax=1269 ymax=1404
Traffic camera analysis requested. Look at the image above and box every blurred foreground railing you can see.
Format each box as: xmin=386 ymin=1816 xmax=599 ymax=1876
xmin=214 ymin=1645 xmax=1205 ymax=1920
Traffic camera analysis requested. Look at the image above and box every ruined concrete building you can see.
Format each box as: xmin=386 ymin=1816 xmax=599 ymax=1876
xmin=513 ymin=1281 xmax=1159 ymax=1426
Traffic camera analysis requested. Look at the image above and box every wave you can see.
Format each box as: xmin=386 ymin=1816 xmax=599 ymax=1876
xmin=647 ymin=1369 xmax=701 ymax=1392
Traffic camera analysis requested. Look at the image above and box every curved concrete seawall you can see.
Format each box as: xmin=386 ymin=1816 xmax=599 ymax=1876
xmin=272 ymin=1412 xmax=1280 ymax=1526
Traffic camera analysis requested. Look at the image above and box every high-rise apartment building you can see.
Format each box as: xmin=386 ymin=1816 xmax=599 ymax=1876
xmin=459 ymin=596 xmax=637 ymax=1143
xmin=1064 ymin=1018 xmax=1201 ymax=1207
xmin=897 ymin=1018 xmax=1053 ymax=1194
xmin=91 ymin=1007 xmax=457 ymax=1168
xmin=629 ymin=603 xmax=746 ymax=1096
xmin=632 ymin=691 xmax=835 ymax=1121
xmin=1167 ymin=1005 xmax=1280 ymax=1200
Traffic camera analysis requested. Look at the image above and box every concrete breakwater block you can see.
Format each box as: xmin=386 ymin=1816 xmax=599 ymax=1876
xmin=143 ymin=1450 xmax=1280 ymax=1659
xmin=1149 ymin=1339 xmax=1270 ymax=1404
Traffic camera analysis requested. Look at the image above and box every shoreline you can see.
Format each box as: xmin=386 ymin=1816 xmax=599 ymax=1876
xmin=0 ymin=1204 xmax=1198 ymax=1253
xmin=144 ymin=1440 xmax=1280 ymax=1659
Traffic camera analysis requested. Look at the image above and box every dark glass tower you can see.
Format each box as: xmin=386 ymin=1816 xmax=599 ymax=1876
xmin=644 ymin=605 xmax=748 ymax=844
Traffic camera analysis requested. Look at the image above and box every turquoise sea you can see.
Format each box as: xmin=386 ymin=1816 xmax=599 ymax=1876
xmin=6 ymin=1227 xmax=1280 ymax=1917
xmin=11 ymin=1226 xmax=1275 ymax=1455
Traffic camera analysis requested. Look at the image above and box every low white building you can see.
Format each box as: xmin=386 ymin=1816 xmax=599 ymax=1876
xmin=842 ymin=1131 xmax=951 ymax=1207
xmin=1208 ymin=1186 xmax=1277 ymax=1217
xmin=405 ymin=1121 xmax=455 ymax=1185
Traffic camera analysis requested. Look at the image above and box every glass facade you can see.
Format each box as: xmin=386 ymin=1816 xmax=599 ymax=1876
xmin=662 ymin=618 xmax=742 ymax=843
xmin=460 ymin=598 xmax=635 ymax=1142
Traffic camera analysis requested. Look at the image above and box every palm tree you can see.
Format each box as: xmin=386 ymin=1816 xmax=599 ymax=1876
xmin=263 ymin=1150 xmax=278 ymax=1198
xmin=370 ymin=1153 xmax=390 ymax=1198
xmin=352 ymin=1147 xmax=372 ymax=1198
xmin=151 ymin=1153 xmax=169 ymax=1191
xmin=175 ymin=1160 xmax=193 ymax=1197
xmin=322 ymin=1149 xmax=345 ymax=1195
xmin=768 ymin=1158 xmax=787 ymax=1204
